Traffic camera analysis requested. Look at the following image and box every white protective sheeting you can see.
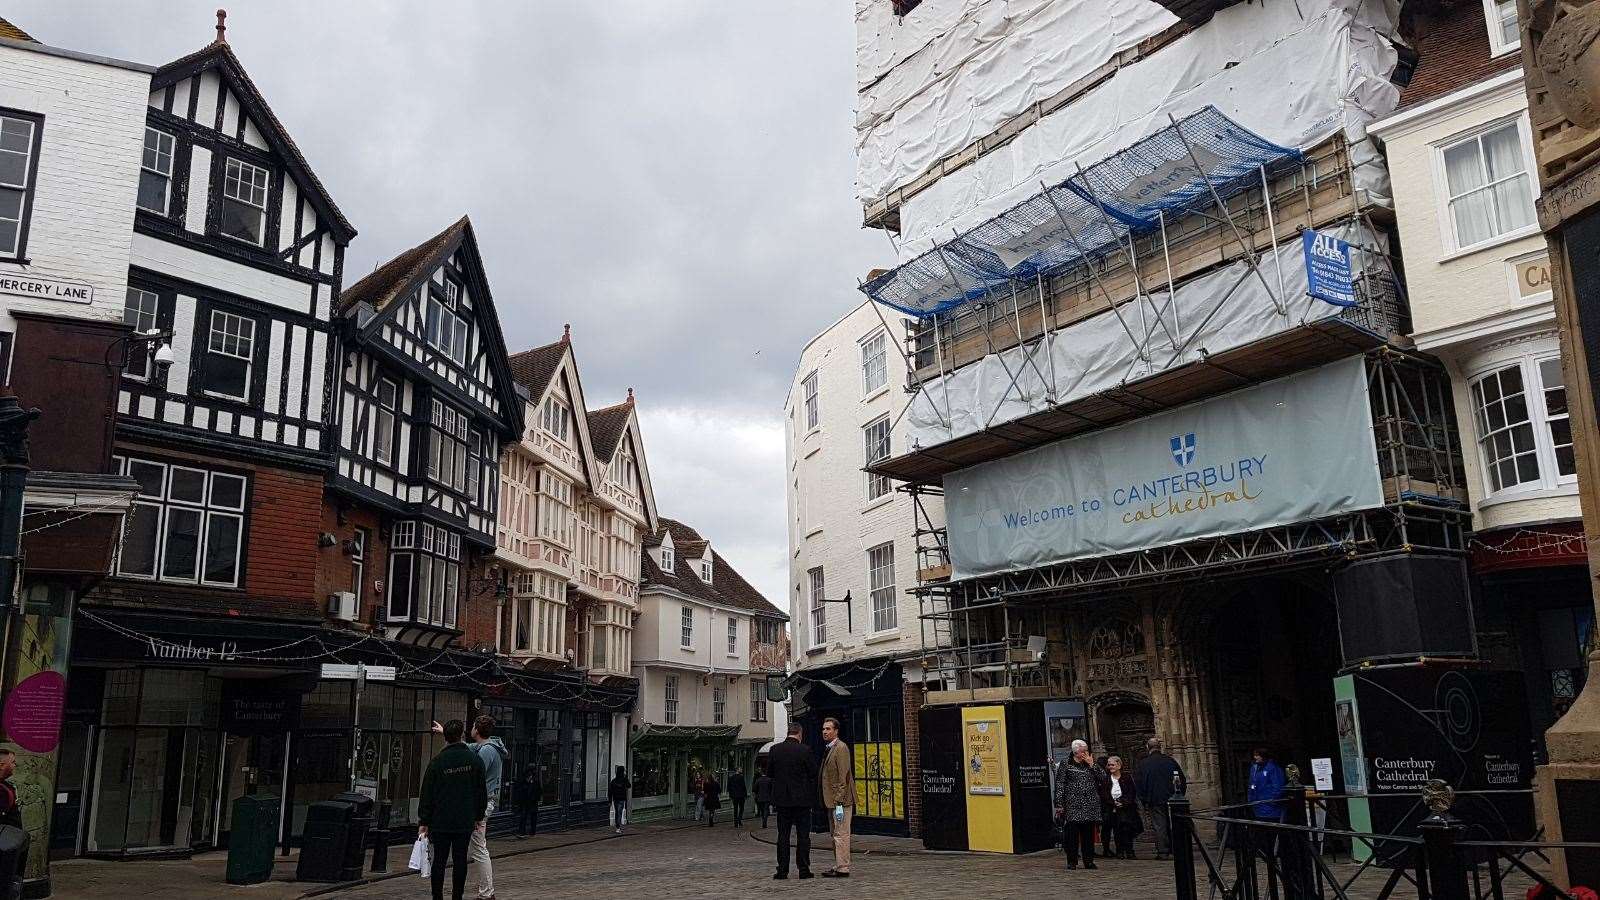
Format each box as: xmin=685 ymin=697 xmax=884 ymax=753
xmin=855 ymin=0 xmax=1179 ymax=205
xmin=902 ymin=222 xmax=1378 ymax=451
xmin=888 ymin=0 xmax=1402 ymax=251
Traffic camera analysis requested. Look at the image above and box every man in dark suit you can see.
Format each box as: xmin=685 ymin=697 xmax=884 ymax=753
xmin=1135 ymin=737 xmax=1187 ymax=860
xmin=767 ymin=722 xmax=820 ymax=880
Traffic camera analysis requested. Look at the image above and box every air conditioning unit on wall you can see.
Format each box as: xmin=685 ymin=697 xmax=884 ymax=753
xmin=329 ymin=591 xmax=357 ymax=620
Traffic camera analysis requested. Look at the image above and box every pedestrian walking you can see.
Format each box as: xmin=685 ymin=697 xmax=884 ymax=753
xmin=609 ymin=766 xmax=630 ymax=834
xmin=468 ymin=716 xmax=506 ymax=900
xmin=692 ymin=771 xmax=705 ymax=821
xmin=820 ymin=717 xmax=854 ymax=878
xmin=753 ymin=765 xmax=773 ymax=829
xmin=728 ymin=768 xmax=748 ymax=827
xmin=1053 ymin=740 xmax=1105 ymax=870
xmin=514 ymin=767 xmax=540 ymax=837
xmin=767 ymin=722 xmax=819 ymax=880
xmin=702 ymin=773 xmax=722 ymax=827
xmin=1135 ymin=737 xmax=1186 ymax=860
xmin=418 ymin=720 xmax=488 ymax=900
xmin=1247 ymin=748 xmax=1287 ymax=823
xmin=1105 ymin=755 xmax=1143 ymax=858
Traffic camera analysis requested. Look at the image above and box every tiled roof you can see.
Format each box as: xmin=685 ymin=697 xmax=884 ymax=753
xmin=155 ymin=41 xmax=355 ymax=241
xmin=586 ymin=400 xmax=632 ymax=463
xmin=507 ymin=338 xmax=569 ymax=404
xmin=1395 ymin=0 xmax=1520 ymax=112
xmin=0 ymin=17 xmax=35 ymax=41
xmin=341 ymin=217 xmax=467 ymax=314
xmin=642 ymin=517 xmax=788 ymax=620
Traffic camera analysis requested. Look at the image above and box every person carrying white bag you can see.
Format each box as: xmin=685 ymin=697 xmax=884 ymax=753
xmin=416 ymin=719 xmax=488 ymax=900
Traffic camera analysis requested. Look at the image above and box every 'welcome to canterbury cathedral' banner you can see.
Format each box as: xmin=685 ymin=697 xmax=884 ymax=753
xmin=945 ymin=356 xmax=1384 ymax=580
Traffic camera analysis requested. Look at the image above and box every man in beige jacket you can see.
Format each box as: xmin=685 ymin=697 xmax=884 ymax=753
xmin=820 ymin=717 xmax=855 ymax=877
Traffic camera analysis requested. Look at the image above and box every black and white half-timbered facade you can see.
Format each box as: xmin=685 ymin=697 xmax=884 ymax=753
xmin=332 ymin=217 xmax=523 ymax=646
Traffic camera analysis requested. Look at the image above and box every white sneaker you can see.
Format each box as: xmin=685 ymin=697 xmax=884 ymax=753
xmin=615 ymin=828 xmax=622 ymax=834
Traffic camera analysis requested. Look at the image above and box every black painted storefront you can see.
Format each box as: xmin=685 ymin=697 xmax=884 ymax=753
xmin=790 ymin=660 xmax=909 ymax=837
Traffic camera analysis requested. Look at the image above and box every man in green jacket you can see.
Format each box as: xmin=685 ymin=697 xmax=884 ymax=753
xmin=419 ymin=720 xmax=487 ymax=900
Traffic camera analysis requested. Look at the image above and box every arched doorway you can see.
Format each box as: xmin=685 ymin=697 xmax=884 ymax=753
xmin=1209 ymin=575 xmax=1344 ymax=803
xmin=1094 ymin=694 xmax=1156 ymax=765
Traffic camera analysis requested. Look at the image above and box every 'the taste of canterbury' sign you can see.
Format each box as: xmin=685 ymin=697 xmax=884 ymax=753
xmin=944 ymin=356 xmax=1384 ymax=579
xmin=0 ymin=273 xmax=95 ymax=305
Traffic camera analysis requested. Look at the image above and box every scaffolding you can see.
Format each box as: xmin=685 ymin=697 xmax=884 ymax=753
xmin=908 ymin=346 xmax=1466 ymax=701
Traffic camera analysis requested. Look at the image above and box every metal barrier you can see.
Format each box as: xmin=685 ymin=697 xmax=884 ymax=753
xmin=1169 ymin=781 xmax=1600 ymax=900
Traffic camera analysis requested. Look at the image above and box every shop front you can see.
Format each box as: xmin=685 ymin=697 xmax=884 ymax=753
xmin=627 ymin=724 xmax=740 ymax=822
xmin=479 ymin=699 xmax=629 ymax=833
xmin=790 ymin=661 xmax=910 ymax=836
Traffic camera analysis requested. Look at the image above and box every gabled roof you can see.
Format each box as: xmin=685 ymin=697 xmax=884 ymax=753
xmin=586 ymin=398 xmax=633 ymax=463
xmin=642 ymin=517 xmax=788 ymax=621
xmin=0 ymin=17 xmax=35 ymax=41
xmin=341 ymin=216 xmax=524 ymax=437
xmin=506 ymin=335 xmax=569 ymax=404
xmin=341 ymin=217 xmax=465 ymax=314
xmin=152 ymin=40 xmax=355 ymax=242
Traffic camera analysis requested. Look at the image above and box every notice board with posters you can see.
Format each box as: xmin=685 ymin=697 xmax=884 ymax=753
xmin=1336 ymin=666 xmax=1534 ymax=862
xmin=961 ymin=706 xmax=1013 ymax=853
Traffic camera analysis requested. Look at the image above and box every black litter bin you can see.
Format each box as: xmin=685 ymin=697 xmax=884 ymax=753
xmin=0 ymin=824 xmax=27 ymax=900
xmin=295 ymin=796 xmax=371 ymax=883
xmin=225 ymin=794 xmax=280 ymax=884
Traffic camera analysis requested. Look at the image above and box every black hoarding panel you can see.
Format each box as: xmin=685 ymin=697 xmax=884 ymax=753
xmin=1006 ymin=703 xmax=1055 ymax=854
xmin=918 ymin=705 xmax=968 ymax=851
xmin=1334 ymin=555 xmax=1474 ymax=665
xmin=1353 ymin=667 xmax=1534 ymax=845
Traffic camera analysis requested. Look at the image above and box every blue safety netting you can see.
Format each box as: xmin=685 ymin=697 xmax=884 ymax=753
xmin=861 ymin=106 xmax=1303 ymax=319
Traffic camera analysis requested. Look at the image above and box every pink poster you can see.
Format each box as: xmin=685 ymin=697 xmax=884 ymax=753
xmin=2 ymin=671 xmax=66 ymax=753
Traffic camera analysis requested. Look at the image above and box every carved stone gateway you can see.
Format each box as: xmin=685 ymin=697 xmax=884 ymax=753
xmin=1526 ymin=1 xmax=1600 ymax=188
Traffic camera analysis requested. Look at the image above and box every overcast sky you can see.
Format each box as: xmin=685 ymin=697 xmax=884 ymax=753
xmin=20 ymin=2 xmax=885 ymax=610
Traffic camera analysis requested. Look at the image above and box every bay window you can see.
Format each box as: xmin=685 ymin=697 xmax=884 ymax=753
xmin=114 ymin=456 xmax=246 ymax=587
xmin=385 ymin=520 xmax=461 ymax=628
xmin=1470 ymin=354 xmax=1577 ymax=498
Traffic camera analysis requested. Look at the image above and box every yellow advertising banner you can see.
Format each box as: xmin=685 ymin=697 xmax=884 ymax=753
xmin=961 ymin=706 xmax=1013 ymax=853
xmin=853 ymin=742 xmax=905 ymax=819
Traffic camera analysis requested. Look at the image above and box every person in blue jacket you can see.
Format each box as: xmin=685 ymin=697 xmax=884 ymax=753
xmin=1247 ymin=747 xmax=1287 ymax=822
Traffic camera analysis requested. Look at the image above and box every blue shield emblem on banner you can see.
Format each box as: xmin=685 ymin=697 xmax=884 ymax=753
xmin=1170 ymin=433 xmax=1196 ymax=467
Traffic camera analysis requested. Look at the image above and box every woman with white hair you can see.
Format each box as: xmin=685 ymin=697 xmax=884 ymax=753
xmin=1053 ymin=739 xmax=1108 ymax=870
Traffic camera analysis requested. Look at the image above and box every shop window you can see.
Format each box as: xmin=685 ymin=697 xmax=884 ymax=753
xmin=113 ymin=455 xmax=247 ymax=587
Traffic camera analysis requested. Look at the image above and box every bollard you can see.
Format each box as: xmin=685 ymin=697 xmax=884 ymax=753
xmin=1169 ymin=794 xmax=1198 ymax=900
xmin=1419 ymin=814 xmax=1468 ymax=900
xmin=370 ymin=802 xmax=392 ymax=873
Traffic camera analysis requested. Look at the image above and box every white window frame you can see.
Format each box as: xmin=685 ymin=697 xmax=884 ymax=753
xmin=219 ymin=157 xmax=269 ymax=246
xmin=864 ymin=415 xmax=892 ymax=501
xmin=680 ymin=605 xmax=694 ymax=649
xmin=808 ymin=566 xmax=826 ymax=646
xmin=1433 ymin=116 xmax=1538 ymax=255
xmin=1468 ymin=354 xmax=1578 ymax=501
xmin=426 ymin=294 xmax=468 ymax=365
xmin=727 ymin=617 xmax=738 ymax=656
xmin=664 ymin=675 xmax=679 ymax=724
xmin=0 ymin=113 xmax=39 ymax=259
xmin=861 ymin=329 xmax=888 ymax=397
xmin=712 ymin=681 xmax=726 ymax=725
xmin=802 ymin=370 xmax=820 ymax=431
xmin=138 ymin=127 xmax=176 ymax=215
xmin=384 ymin=519 xmax=462 ymax=629
xmin=374 ymin=378 xmax=398 ymax=465
xmin=122 ymin=288 xmax=161 ymax=381
xmin=113 ymin=456 xmax=247 ymax=588
xmin=428 ymin=398 xmax=470 ymax=492
xmin=202 ymin=309 xmax=255 ymax=402
xmin=868 ymin=541 xmax=897 ymax=633
xmin=661 ymin=545 xmax=674 ymax=572
xmin=750 ymin=679 xmax=768 ymax=722
xmin=1483 ymin=0 xmax=1519 ymax=57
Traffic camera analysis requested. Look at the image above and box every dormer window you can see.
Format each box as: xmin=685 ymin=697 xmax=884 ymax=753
xmin=219 ymin=157 xmax=269 ymax=246
xmin=661 ymin=545 xmax=674 ymax=572
xmin=138 ymin=127 xmax=175 ymax=215
xmin=699 ymin=559 xmax=713 ymax=584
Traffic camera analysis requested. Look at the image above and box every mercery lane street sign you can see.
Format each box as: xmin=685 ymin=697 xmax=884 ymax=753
xmin=0 ymin=273 xmax=95 ymax=304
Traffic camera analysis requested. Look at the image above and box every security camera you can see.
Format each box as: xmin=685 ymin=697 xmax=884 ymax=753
xmin=153 ymin=343 xmax=175 ymax=371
